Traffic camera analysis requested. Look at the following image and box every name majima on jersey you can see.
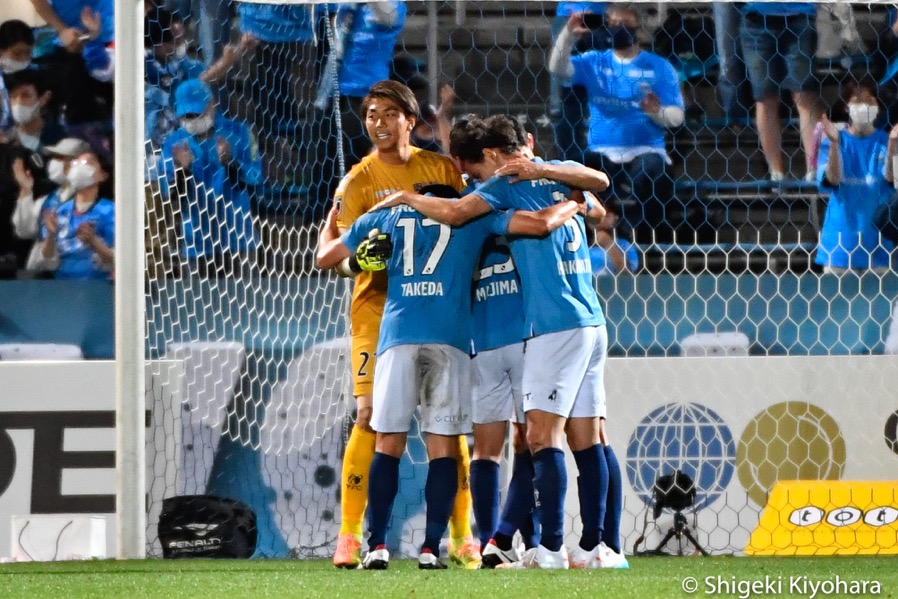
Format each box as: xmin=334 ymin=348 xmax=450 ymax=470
xmin=475 ymin=278 xmax=519 ymax=302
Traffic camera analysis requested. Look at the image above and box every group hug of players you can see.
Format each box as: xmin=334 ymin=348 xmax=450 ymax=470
xmin=316 ymin=80 xmax=629 ymax=571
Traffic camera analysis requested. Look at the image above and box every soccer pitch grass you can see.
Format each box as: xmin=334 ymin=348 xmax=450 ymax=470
xmin=1 ymin=557 xmax=895 ymax=599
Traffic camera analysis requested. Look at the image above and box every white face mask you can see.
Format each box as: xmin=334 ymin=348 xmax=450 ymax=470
xmin=183 ymin=114 xmax=214 ymax=136
xmin=848 ymin=102 xmax=878 ymax=127
xmin=10 ymin=102 xmax=40 ymax=125
xmin=48 ymin=158 xmax=67 ymax=185
xmin=67 ymin=160 xmax=98 ymax=191
xmin=0 ymin=56 xmax=30 ymax=74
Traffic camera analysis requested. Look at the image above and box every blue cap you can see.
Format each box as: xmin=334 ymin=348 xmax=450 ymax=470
xmin=175 ymin=79 xmax=213 ymax=117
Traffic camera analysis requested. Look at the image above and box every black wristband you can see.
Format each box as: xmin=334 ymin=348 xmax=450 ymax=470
xmin=347 ymin=255 xmax=363 ymax=274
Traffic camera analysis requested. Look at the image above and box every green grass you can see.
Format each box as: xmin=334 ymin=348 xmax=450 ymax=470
xmin=0 ymin=557 xmax=895 ymax=599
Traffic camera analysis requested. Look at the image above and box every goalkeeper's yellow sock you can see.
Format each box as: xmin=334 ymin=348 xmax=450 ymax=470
xmin=449 ymin=435 xmax=474 ymax=539
xmin=339 ymin=426 xmax=377 ymax=537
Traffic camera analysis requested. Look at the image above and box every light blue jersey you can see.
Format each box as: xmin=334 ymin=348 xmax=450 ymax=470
xmin=159 ymin=115 xmax=260 ymax=258
xmin=571 ymin=49 xmax=683 ymax=152
xmin=473 ymin=160 xmax=606 ymax=336
xmin=816 ymin=130 xmax=895 ymax=269
xmin=342 ymin=205 xmax=512 ymax=354
xmin=742 ymin=3 xmax=815 ymax=16
xmin=338 ymin=2 xmax=407 ymax=97
xmin=237 ymin=3 xmax=316 ymax=43
xmin=472 ymin=235 xmax=524 ymax=353
xmin=43 ymin=198 xmax=115 ymax=280
xmin=556 ymin=2 xmax=606 ymax=17
xmin=51 ymin=0 xmax=115 ymax=44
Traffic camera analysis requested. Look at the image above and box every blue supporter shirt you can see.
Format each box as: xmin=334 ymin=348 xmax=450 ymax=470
xmin=338 ymin=2 xmax=407 ymax=97
xmin=816 ymin=130 xmax=895 ymax=269
xmin=742 ymin=3 xmax=816 ymax=17
xmin=556 ymin=2 xmax=606 ymax=17
xmin=43 ymin=197 xmax=115 ymax=280
xmin=237 ymin=3 xmax=316 ymax=43
xmin=473 ymin=159 xmax=606 ymax=336
xmin=160 ymin=115 xmax=261 ymax=258
xmin=571 ymin=49 xmax=683 ymax=152
xmin=51 ymin=0 xmax=115 ymax=44
xmin=341 ymin=206 xmax=513 ymax=354
xmin=144 ymin=51 xmax=205 ymax=147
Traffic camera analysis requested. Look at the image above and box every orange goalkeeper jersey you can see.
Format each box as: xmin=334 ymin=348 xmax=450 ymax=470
xmin=335 ymin=147 xmax=466 ymax=328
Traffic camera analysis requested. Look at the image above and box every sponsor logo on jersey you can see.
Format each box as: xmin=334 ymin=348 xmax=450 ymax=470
xmin=347 ymin=473 xmax=364 ymax=491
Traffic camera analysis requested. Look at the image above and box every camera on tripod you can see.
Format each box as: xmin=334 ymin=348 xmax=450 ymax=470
xmin=634 ymin=469 xmax=709 ymax=556
xmin=652 ymin=470 xmax=696 ymax=520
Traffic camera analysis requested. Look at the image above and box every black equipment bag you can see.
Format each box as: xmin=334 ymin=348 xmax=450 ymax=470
xmin=158 ymin=495 xmax=257 ymax=558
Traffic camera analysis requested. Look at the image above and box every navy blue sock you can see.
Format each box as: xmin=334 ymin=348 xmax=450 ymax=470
xmin=422 ymin=457 xmax=458 ymax=555
xmin=496 ymin=451 xmax=535 ymax=542
xmin=366 ymin=452 xmax=400 ymax=551
xmin=532 ymin=447 xmax=567 ymax=552
xmin=519 ymin=506 xmax=540 ymax=549
xmin=603 ymin=444 xmax=623 ymax=553
xmin=573 ymin=444 xmax=608 ymax=551
xmin=470 ymin=459 xmax=500 ymax=547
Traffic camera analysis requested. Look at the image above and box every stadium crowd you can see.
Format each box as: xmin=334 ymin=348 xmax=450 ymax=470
xmin=0 ymin=1 xmax=895 ymax=283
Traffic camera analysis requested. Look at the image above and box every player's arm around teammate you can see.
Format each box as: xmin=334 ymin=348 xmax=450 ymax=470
xmin=319 ymin=199 xmax=583 ymax=270
xmin=372 ymin=158 xmax=609 ymax=227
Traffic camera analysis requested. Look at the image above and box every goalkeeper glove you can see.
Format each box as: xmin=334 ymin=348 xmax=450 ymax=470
xmin=352 ymin=228 xmax=393 ymax=272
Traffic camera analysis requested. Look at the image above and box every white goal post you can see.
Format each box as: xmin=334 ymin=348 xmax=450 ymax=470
xmin=116 ymin=0 xmax=898 ymax=560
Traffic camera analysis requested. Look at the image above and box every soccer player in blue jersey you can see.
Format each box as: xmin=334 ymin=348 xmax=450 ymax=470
xmin=457 ymin=116 xmax=536 ymax=566
xmin=460 ymin=115 xmax=591 ymax=567
xmin=374 ymin=119 xmax=627 ymax=569
xmin=316 ymin=182 xmax=583 ymax=569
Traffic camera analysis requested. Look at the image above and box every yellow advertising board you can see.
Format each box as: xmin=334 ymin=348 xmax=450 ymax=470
xmin=746 ymin=481 xmax=898 ymax=555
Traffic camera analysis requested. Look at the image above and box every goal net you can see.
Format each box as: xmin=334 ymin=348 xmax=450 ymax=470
xmin=143 ymin=0 xmax=898 ymax=558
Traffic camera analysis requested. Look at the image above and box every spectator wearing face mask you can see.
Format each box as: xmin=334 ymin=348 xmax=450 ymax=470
xmin=28 ymin=0 xmax=114 ymax=125
xmin=12 ymin=137 xmax=90 ymax=241
xmin=816 ymin=78 xmax=898 ymax=274
xmin=0 ymin=20 xmax=37 ymax=135
xmin=29 ymin=148 xmax=114 ymax=279
xmin=6 ymin=71 xmax=65 ymax=153
xmin=549 ymin=4 xmax=684 ymax=243
xmin=145 ymin=8 xmax=256 ymax=150
xmin=158 ymin=79 xmax=260 ymax=272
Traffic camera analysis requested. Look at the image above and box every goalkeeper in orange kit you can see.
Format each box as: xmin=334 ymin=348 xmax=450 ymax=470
xmin=322 ymin=80 xmax=480 ymax=569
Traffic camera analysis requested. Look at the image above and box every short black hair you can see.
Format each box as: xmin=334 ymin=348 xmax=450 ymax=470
xmin=484 ymin=114 xmax=529 ymax=150
xmin=5 ymin=69 xmax=47 ymax=96
xmin=841 ymin=76 xmax=879 ymax=106
xmin=145 ymin=8 xmax=175 ymax=48
xmin=449 ymin=117 xmax=485 ymax=162
xmin=449 ymin=115 xmax=520 ymax=163
xmin=362 ymin=80 xmax=420 ymax=119
xmin=0 ymin=20 xmax=35 ymax=51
